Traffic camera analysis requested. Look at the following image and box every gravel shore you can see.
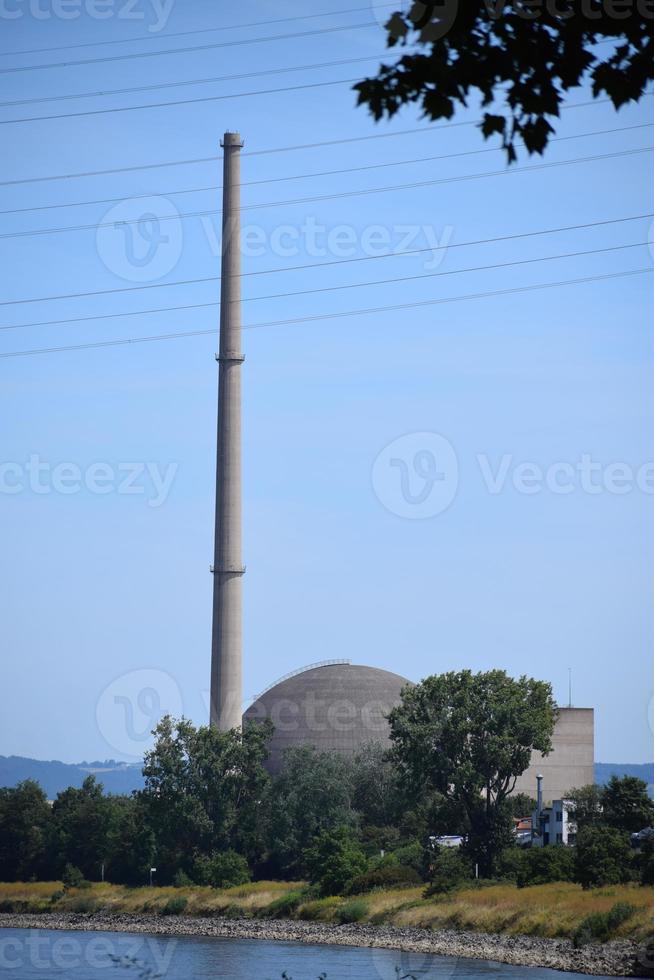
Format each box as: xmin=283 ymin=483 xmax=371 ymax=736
xmin=2 ymin=912 xmax=652 ymax=977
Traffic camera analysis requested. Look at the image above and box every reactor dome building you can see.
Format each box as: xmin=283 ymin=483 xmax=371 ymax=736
xmin=243 ymin=660 xmax=410 ymax=775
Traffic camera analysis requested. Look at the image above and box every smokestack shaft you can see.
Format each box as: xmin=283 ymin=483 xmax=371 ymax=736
xmin=210 ymin=131 xmax=245 ymax=731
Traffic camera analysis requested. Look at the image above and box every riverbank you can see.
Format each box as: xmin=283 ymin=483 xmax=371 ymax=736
xmin=1 ymin=911 xmax=651 ymax=977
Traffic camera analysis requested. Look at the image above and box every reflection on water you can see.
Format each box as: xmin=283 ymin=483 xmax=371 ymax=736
xmin=0 ymin=928 xmax=618 ymax=980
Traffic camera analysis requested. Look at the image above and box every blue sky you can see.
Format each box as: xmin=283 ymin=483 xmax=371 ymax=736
xmin=0 ymin=0 xmax=652 ymax=765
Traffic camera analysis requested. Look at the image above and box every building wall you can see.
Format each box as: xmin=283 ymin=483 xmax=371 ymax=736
xmin=514 ymin=707 xmax=594 ymax=804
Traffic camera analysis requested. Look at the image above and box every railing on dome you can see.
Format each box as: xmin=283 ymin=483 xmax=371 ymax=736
xmin=248 ymin=659 xmax=352 ymax=704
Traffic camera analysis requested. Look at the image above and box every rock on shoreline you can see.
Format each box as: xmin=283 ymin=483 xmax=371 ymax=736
xmin=0 ymin=912 xmax=649 ymax=977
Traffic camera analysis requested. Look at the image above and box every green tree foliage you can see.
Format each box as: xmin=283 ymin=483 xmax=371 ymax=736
xmin=354 ymin=1 xmax=654 ymax=161
xmin=266 ymin=746 xmax=356 ymax=879
xmin=304 ymin=827 xmax=367 ymax=897
xmin=0 ymin=781 xmax=51 ymax=881
xmin=424 ymin=845 xmax=472 ymax=894
xmin=508 ymin=793 xmax=537 ymax=818
xmin=498 ymin=845 xmax=575 ymax=886
xmin=140 ymin=716 xmax=272 ymax=881
xmin=193 ymin=849 xmax=251 ymax=888
xmin=574 ymin=825 xmax=634 ymax=888
xmin=566 ymin=784 xmax=604 ymax=830
xmin=389 ymin=670 xmax=557 ymax=876
xmin=350 ymin=742 xmax=402 ymax=830
xmin=601 ymin=775 xmax=654 ymax=834
xmin=51 ymin=776 xmax=112 ymax=880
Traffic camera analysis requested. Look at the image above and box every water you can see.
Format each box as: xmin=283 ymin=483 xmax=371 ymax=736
xmin=0 ymin=928 xmax=617 ymax=980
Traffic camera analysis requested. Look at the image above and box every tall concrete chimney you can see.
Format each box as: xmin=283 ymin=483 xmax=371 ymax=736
xmin=210 ymin=131 xmax=245 ymax=731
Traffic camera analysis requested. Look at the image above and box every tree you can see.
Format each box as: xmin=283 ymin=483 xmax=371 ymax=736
xmin=140 ymin=716 xmax=273 ymax=882
xmin=601 ymin=775 xmax=654 ymax=834
xmin=304 ymin=827 xmax=367 ymax=896
xmin=193 ymin=850 xmax=251 ymax=889
xmin=355 ymin=2 xmax=654 ymax=161
xmin=508 ymin=793 xmax=537 ymax=818
xmin=574 ymin=825 xmax=634 ymax=888
xmin=104 ymin=795 xmax=155 ymax=886
xmin=350 ymin=742 xmax=402 ymax=831
xmin=51 ymin=776 xmax=112 ymax=880
xmin=266 ymin=746 xmax=357 ymax=879
xmin=388 ymin=669 xmax=557 ymax=876
xmin=0 ymin=781 xmax=52 ymax=881
xmin=566 ymin=784 xmax=604 ymax=830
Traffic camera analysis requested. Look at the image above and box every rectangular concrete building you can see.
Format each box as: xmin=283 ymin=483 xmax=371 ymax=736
xmin=514 ymin=707 xmax=594 ymax=805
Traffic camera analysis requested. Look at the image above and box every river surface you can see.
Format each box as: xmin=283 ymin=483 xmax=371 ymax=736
xmin=0 ymin=928 xmax=618 ymax=979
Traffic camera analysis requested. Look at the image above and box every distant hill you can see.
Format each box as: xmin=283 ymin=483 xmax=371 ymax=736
xmin=1 ymin=756 xmax=652 ymax=799
xmin=595 ymin=762 xmax=654 ymax=796
xmin=0 ymin=755 xmax=144 ymax=798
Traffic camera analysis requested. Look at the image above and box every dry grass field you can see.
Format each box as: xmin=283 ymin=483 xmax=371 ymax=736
xmin=1 ymin=880 xmax=654 ymax=941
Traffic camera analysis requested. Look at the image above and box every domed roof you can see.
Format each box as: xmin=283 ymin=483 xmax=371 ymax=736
xmin=243 ymin=661 xmax=410 ymax=774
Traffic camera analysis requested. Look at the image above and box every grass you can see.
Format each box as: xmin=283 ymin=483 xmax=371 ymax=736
xmin=1 ymin=880 xmax=653 ymax=942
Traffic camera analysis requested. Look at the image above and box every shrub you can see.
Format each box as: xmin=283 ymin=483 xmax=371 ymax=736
xmin=173 ymin=870 xmax=194 ymax=888
xmin=574 ymin=826 xmax=634 ymax=889
xmin=392 ymin=842 xmax=425 ymax=875
xmin=67 ymin=896 xmax=97 ymax=913
xmin=348 ymin=864 xmax=421 ymax=894
xmin=194 ymin=850 xmax=251 ymax=889
xmin=260 ymin=890 xmax=306 ymax=918
xmin=62 ymin=864 xmax=85 ymax=890
xmin=572 ymin=902 xmax=636 ymax=946
xmin=161 ymin=895 xmax=188 ymax=916
xmin=304 ymin=828 xmax=367 ymax=897
xmin=337 ymin=899 xmax=368 ymax=924
xmin=424 ymin=847 xmax=471 ymax=895
xmin=516 ymin=846 xmax=575 ymax=887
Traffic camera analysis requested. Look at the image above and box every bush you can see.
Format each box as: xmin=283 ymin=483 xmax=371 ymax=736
xmin=62 ymin=864 xmax=86 ymax=889
xmin=337 ymin=899 xmax=368 ymax=924
xmin=194 ymin=850 xmax=251 ymax=889
xmin=424 ymin=847 xmax=471 ymax=895
xmin=392 ymin=841 xmax=425 ymax=875
xmin=348 ymin=864 xmax=421 ymax=894
xmin=172 ymin=870 xmax=194 ymax=888
xmin=572 ymin=902 xmax=636 ymax=946
xmin=516 ymin=846 xmax=575 ymax=887
xmin=259 ymin=890 xmax=306 ymax=918
xmin=161 ymin=895 xmax=188 ymax=916
xmin=66 ymin=896 xmax=97 ymax=913
xmin=304 ymin=828 xmax=367 ymax=897
xmin=574 ymin=826 xmax=634 ymax=889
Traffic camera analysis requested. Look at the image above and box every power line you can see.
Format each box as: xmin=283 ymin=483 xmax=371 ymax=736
xmin=2 ymin=210 xmax=651 ymax=308
xmin=0 ymin=240 xmax=647 ymax=333
xmin=0 ymin=54 xmax=389 ymax=110
xmin=0 ymin=96 xmax=626 ymax=187
xmin=3 ymin=145 xmax=652 ymax=241
xmin=1 ymin=266 xmax=651 ymax=360
xmin=0 ymin=75 xmax=365 ymax=126
xmin=0 ymin=4 xmax=396 ymax=58
xmin=0 ymin=21 xmax=376 ymax=75
xmin=3 ymin=123 xmax=651 ymax=218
